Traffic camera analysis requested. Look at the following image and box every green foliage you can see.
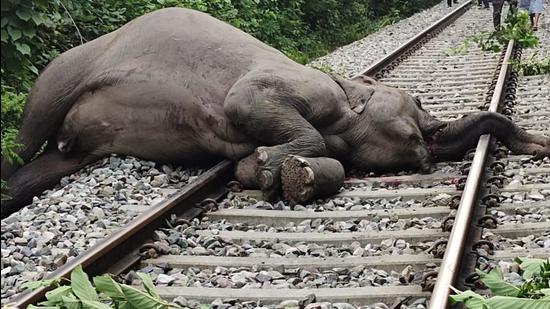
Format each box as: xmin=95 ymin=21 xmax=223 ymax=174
xmin=471 ymin=9 xmax=538 ymax=52
xmin=1 ymin=83 xmax=25 ymax=133
xmin=450 ymin=258 xmax=550 ymax=308
xmin=23 ymin=265 xmax=177 ymax=308
xmin=1 ymin=0 xmax=45 ymax=89
xmin=510 ymin=51 xmax=550 ymax=76
xmin=309 ymin=63 xmax=336 ymax=74
xmin=1 ymin=0 xmax=441 ymax=93
xmin=445 ymin=37 xmax=471 ymax=55
xmin=1 ymin=83 xmax=25 ymax=201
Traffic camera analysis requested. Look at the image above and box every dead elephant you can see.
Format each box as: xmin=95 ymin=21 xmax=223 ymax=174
xmin=1 ymin=8 xmax=549 ymax=217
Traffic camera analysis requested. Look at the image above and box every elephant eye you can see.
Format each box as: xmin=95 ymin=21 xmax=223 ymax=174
xmin=409 ymin=134 xmax=421 ymax=143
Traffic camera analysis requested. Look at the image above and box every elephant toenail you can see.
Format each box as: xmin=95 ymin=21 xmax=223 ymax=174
xmin=295 ymin=156 xmax=309 ymax=167
xmin=299 ymin=187 xmax=313 ymax=200
xmin=257 ymin=150 xmax=269 ymax=165
xmin=304 ymin=167 xmax=314 ymax=185
xmin=260 ymin=170 xmax=273 ymax=188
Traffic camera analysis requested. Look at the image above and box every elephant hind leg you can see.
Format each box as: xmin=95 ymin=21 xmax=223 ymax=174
xmin=1 ymin=146 xmax=103 ymax=218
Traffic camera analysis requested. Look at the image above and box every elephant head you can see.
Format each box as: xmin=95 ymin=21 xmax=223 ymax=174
xmin=330 ymin=74 xmax=550 ymax=174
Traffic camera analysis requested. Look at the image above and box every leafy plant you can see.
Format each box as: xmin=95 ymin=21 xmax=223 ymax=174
xmin=1 ymin=0 xmax=442 ymax=93
xmin=510 ymin=51 xmax=550 ymax=76
xmin=471 ymin=9 xmax=538 ymax=52
xmin=309 ymin=63 xmax=336 ymax=74
xmin=445 ymin=37 xmax=471 ymax=55
xmin=21 ymin=265 xmax=178 ymax=308
xmin=1 ymin=83 xmax=25 ymax=200
xmin=450 ymin=257 xmax=550 ymax=308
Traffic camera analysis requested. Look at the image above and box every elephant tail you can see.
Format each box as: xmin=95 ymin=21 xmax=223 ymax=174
xmin=1 ymin=44 xmax=93 ymax=181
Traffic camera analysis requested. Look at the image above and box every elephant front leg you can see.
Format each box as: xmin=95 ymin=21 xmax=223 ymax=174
xmin=281 ymin=155 xmax=345 ymax=206
xmin=225 ymin=84 xmax=327 ymax=201
xmin=253 ymin=133 xmax=326 ymax=200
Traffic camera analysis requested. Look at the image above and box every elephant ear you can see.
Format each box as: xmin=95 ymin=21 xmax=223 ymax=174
xmin=330 ymin=73 xmax=376 ymax=114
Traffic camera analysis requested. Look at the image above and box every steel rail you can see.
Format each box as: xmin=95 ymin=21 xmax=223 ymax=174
xmin=9 ymin=160 xmax=234 ymax=308
xmin=354 ymin=1 xmax=471 ymax=79
xmin=428 ymin=40 xmax=515 ymax=308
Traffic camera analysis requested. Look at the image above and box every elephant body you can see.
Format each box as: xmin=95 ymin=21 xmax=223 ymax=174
xmin=2 ymin=8 xmax=549 ymax=217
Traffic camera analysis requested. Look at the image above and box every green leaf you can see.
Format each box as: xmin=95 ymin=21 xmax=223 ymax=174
xmin=119 ymin=284 xmax=168 ymax=309
xmin=45 ymin=285 xmax=73 ymax=303
xmin=93 ymin=275 xmax=124 ymax=300
xmin=21 ymin=26 xmax=36 ymax=38
xmin=117 ymin=301 xmax=138 ymax=309
xmin=15 ymin=8 xmax=32 ymax=21
xmin=61 ymin=295 xmax=83 ymax=309
xmin=477 ymin=268 xmax=520 ymax=297
xmin=136 ymin=272 xmax=160 ymax=299
xmin=35 ymin=299 xmax=65 ymax=307
xmin=21 ymin=278 xmax=61 ymax=291
xmin=81 ymin=300 xmax=113 ymax=309
xmin=1 ymin=29 xmax=9 ymax=43
xmin=29 ymin=64 xmax=38 ymax=75
xmin=71 ymin=265 xmax=99 ymax=302
xmin=15 ymin=42 xmax=31 ymax=55
xmin=449 ymin=290 xmax=488 ymax=309
xmin=27 ymin=305 xmax=61 ymax=309
xmin=486 ymin=296 xmax=550 ymax=309
xmin=7 ymin=27 xmax=21 ymax=41
xmin=516 ymin=258 xmax=548 ymax=279
xmin=31 ymin=13 xmax=45 ymax=25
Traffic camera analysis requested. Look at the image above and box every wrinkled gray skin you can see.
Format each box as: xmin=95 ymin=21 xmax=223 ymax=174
xmin=1 ymin=8 xmax=549 ymax=218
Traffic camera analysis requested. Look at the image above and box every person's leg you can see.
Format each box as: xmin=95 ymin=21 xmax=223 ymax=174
xmin=447 ymin=0 xmax=452 ymax=7
xmin=533 ymin=13 xmax=540 ymax=30
xmin=493 ymin=0 xmax=505 ymax=29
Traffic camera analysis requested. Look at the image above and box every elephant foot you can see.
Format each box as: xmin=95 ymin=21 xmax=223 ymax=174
xmin=1 ymin=199 xmax=22 ymax=219
xmin=234 ymin=153 xmax=259 ymax=189
xmin=281 ymin=155 xmax=345 ymax=205
xmin=255 ymin=146 xmax=285 ymax=201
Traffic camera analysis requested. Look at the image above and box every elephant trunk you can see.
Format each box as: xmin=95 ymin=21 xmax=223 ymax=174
xmin=429 ymin=112 xmax=550 ymax=161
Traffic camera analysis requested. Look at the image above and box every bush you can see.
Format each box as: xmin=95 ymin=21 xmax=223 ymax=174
xmin=1 ymin=83 xmax=25 ymax=166
xmin=1 ymin=83 xmax=25 ymax=200
xmin=2 ymin=0 xmax=441 ymax=93
xmin=450 ymin=258 xmax=550 ymax=308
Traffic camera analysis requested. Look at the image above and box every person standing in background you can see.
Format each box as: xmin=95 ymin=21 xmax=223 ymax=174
xmin=529 ymin=0 xmax=544 ymax=30
xmin=447 ymin=0 xmax=459 ymax=8
xmin=519 ymin=0 xmax=531 ymax=11
xmin=479 ymin=0 xmax=490 ymax=9
xmin=493 ymin=0 xmax=518 ymax=29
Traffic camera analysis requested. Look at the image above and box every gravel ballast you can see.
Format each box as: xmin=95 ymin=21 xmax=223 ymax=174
xmin=1 ymin=155 xmax=204 ymax=301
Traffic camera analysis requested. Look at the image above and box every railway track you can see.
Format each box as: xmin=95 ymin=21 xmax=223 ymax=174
xmin=5 ymin=2 xmax=549 ymax=308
